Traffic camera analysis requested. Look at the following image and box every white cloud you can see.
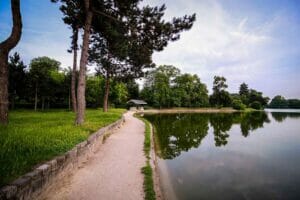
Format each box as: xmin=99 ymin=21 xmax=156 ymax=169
xmin=142 ymin=0 xmax=300 ymax=98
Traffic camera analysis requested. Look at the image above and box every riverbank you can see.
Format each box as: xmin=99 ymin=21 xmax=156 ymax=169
xmin=141 ymin=107 xmax=237 ymax=114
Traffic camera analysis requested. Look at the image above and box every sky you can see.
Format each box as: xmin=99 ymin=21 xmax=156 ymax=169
xmin=1 ymin=0 xmax=300 ymax=98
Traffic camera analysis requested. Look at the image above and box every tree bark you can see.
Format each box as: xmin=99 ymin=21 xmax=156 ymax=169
xmin=0 ymin=0 xmax=22 ymax=125
xmin=75 ymin=0 xmax=93 ymax=125
xmin=0 ymin=52 xmax=9 ymax=124
xmin=71 ymin=27 xmax=78 ymax=113
xmin=34 ymin=83 xmax=38 ymax=111
xmin=103 ymin=73 xmax=110 ymax=112
xmin=68 ymin=87 xmax=71 ymax=110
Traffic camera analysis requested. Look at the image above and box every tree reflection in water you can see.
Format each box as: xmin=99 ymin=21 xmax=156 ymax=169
xmin=144 ymin=112 xmax=271 ymax=159
xmin=271 ymin=112 xmax=300 ymax=122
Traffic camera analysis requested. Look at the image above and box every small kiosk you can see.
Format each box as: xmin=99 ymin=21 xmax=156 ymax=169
xmin=127 ymin=99 xmax=147 ymax=111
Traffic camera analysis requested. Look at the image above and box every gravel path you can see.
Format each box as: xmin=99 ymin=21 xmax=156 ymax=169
xmin=43 ymin=111 xmax=145 ymax=200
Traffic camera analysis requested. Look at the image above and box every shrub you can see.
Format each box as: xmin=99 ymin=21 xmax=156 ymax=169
xmin=232 ymin=99 xmax=246 ymax=110
xmin=250 ymin=101 xmax=262 ymax=110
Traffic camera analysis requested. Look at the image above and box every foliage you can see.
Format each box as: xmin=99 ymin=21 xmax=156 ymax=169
xmin=268 ymin=95 xmax=300 ymax=109
xmin=287 ymin=99 xmax=300 ymax=109
xmin=0 ymin=108 xmax=125 ymax=186
xmin=173 ymin=74 xmax=209 ymax=107
xmin=239 ymin=82 xmax=249 ymax=96
xmin=8 ymin=53 xmax=139 ymax=109
xmin=250 ymin=101 xmax=262 ymax=110
xmin=232 ymin=99 xmax=246 ymax=110
xmin=232 ymin=83 xmax=269 ymax=109
xmin=110 ymin=82 xmax=128 ymax=106
xmin=28 ymin=56 xmax=63 ymax=109
xmin=209 ymin=76 xmax=232 ymax=107
xmin=141 ymin=65 xmax=208 ymax=108
xmin=248 ymin=89 xmax=269 ymax=107
xmin=8 ymin=52 xmax=27 ymax=108
xmin=125 ymin=80 xmax=139 ymax=100
xmin=86 ymin=76 xmax=104 ymax=107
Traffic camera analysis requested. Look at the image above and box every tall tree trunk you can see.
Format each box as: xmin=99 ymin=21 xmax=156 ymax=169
xmin=75 ymin=0 xmax=93 ymax=125
xmin=0 ymin=52 xmax=9 ymax=124
xmin=34 ymin=83 xmax=38 ymax=111
xmin=68 ymin=87 xmax=71 ymax=110
xmin=71 ymin=27 xmax=78 ymax=113
xmin=103 ymin=73 xmax=110 ymax=112
xmin=0 ymin=0 xmax=22 ymax=125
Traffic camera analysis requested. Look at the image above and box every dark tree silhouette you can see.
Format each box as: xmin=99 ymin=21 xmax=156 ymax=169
xmin=0 ymin=0 xmax=22 ymax=125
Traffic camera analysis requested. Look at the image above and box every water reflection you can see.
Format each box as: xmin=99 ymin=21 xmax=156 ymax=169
xmin=144 ymin=111 xmax=300 ymax=200
xmin=144 ymin=112 xmax=270 ymax=159
xmin=147 ymin=114 xmax=209 ymax=159
xmin=271 ymin=112 xmax=300 ymax=122
xmin=239 ymin=112 xmax=270 ymax=137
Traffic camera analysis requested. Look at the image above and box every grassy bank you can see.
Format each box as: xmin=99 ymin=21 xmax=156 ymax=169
xmin=0 ymin=109 xmax=125 ymax=186
xmin=137 ymin=116 xmax=156 ymax=200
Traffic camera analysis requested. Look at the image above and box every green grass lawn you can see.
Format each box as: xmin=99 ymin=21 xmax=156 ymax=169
xmin=0 ymin=109 xmax=125 ymax=186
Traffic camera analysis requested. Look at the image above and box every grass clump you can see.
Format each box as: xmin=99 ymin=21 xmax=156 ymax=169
xmin=135 ymin=114 xmax=156 ymax=200
xmin=141 ymin=161 xmax=156 ymax=200
xmin=0 ymin=108 xmax=125 ymax=186
xmin=138 ymin=117 xmax=151 ymax=159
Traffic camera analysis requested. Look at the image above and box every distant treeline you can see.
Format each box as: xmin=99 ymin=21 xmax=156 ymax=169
xmin=8 ymin=53 xmax=139 ymax=110
xmin=11 ymin=54 xmax=296 ymax=111
xmin=140 ymin=65 xmax=269 ymax=110
xmin=268 ymin=95 xmax=300 ymax=109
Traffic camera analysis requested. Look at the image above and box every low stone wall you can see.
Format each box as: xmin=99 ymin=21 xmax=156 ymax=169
xmin=0 ymin=116 xmax=125 ymax=200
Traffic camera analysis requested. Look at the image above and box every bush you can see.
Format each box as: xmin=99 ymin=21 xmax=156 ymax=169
xmin=232 ymin=99 xmax=246 ymax=110
xmin=250 ymin=101 xmax=262 ymax=110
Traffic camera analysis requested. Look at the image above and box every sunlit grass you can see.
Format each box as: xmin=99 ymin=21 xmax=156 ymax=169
xmin=0 ymin=108 xmax=125 ymax=186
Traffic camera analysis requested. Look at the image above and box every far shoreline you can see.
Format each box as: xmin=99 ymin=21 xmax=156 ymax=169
xmin=139 ymin=107 xmax=239 ymax=114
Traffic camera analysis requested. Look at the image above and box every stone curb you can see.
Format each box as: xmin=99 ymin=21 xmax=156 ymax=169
xmin=0 ymin=115 xmax=125 ymax=200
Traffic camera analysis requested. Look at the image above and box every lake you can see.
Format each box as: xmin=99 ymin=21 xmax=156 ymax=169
xmin=143 ymin=110 xmax=300 ymax=200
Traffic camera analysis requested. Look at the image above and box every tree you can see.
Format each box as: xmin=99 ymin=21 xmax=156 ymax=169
xmin=239 ymin=82 xmax=249 ymax=105
xmin=89 ymin=4 xmax=196 ymax=112
xmin=209 ymin=76 xmax=232 ymax=107
xmin=86 ymin=76 xmax=104 ymax=107
xmin=141 ymin=65 xmax=180 ymax=108
xmin=125 ymin=80 xmax=139 ymax=100
xmin=8 ymin=52 xmax=26 ymax=109
xmin=51 ymin=0 xmax=84 ymax=113
xmin=75 ymin=0 xmax=93 ymax=124
xmin=173 ymin=74 xmax=208 ymax=107
xmin=248 ymin=89 xmax=269 ymax=107
xmin=239 ymin=82 xmax=249 ymax=96
xmin=28 ymin=57 xmax=61 ymax=111
xmin=111 ymin=82 xmax=128 ymax=107
xmin=232 ymin=99 xmax=246 ymax=110
xmin=0 ymin=0 xmax=22 ymax=125
xmin=250 ymin=101 xmax=262 ymax=110
xmin=287 ymin=99 xmax=300 ymax=109
xmin=269 ymin=95 xmax=288 ymax=108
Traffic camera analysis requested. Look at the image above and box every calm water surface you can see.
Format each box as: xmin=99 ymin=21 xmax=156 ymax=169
xmin=144 ymin=110 xmax=300 ymax=200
